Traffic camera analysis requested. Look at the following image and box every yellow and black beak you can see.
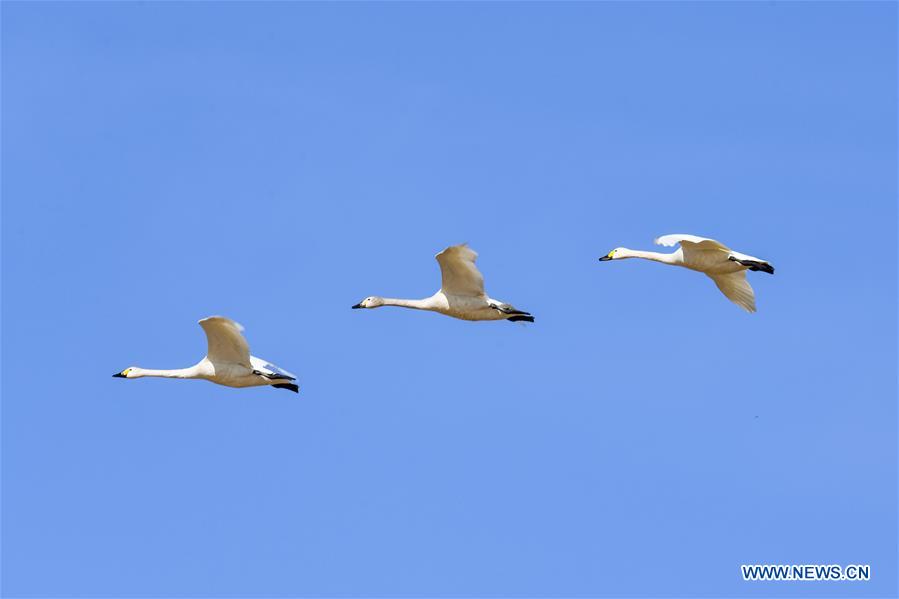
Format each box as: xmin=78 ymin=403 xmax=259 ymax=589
xmin=112 ymin=370 xmax=127 ymax=378
xmin=598 ymin=251 xmax=615 ymax=262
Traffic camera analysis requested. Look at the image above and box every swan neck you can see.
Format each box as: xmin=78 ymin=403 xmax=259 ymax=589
xmin=622 ymin=249 xmax=678 ymax=264
xmin=381 ymin=297 xmax=430 ymax=310
xmin=134 ymin=367 xmax=197 ymax=379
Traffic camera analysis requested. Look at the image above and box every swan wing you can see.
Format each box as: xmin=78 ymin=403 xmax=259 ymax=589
xmin=198 ymin=316 xmax=252 ymax=367
xmin=654 ymin=234 xmax=730 ymax=252
xmin=708 ymin=272 xmax=757 ymax=313
xmin=250 ymin=355 xmax=296 ymax=380
xmin=435 ymin=244 xmax=486 ymax=297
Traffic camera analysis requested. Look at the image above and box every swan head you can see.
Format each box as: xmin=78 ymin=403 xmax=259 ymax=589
xmin=352 ymin=296 xmax=385 ymax=309
xmin=599 ymin=247 xmax=627 ymax=261
xmin=112 ymin=367 xmax=141 ymax=379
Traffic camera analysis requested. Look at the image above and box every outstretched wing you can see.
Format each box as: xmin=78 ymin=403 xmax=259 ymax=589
xmin=708 ymin=272 xmax=757 ymax=313
xmin=435 ymin=244 xmax=486 ymax=297
xmin=250 ymin=356 xmax=296 ymax=380
xmin=654 ymin=234 xmax=730 ymax=252
xmin=198 ymin=316 xmax=252 ymax=367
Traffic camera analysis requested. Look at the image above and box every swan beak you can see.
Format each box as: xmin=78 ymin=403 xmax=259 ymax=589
xmin=598 ymin=255 xmax=612 ymax=262
xmin=112 ymin=371 xmax=127 ymax=378
xmin=351 ymin=303 xmax=362 ymax=309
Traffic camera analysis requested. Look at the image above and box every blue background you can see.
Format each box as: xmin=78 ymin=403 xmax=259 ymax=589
xmin=2 ymin=3 xmax=896 ymax=597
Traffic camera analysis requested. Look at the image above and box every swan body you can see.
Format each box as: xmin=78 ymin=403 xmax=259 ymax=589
xmin=599 ymin=234 xmax=774 ymax=313
xmin=113 ymin=316 xmax=298 ymax=393
xmin=353 ymin=244 xmax=534 ymax=322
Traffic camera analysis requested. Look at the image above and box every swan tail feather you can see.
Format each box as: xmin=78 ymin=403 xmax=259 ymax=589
xmin=490 ymin=303 xmax=531 ymax=316
xmin=253 ymin=370 xmax=296 ymax=381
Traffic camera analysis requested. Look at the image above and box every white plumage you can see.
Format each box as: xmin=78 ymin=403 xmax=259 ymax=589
xmin=113 ymin=316 xmax=298 ymax=393
xmin=353 ymin=244 xmax=534 ymax=322
xmin=599 ymin=234 xmax=775 ymax=313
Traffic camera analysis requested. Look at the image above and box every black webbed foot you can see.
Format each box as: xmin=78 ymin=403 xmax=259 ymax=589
xmin=729 ymin=256 xmax=774 ymax=274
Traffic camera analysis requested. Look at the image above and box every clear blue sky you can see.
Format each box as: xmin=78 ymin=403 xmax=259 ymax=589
xmin=2 ymin=2 xmax=896 ymax=597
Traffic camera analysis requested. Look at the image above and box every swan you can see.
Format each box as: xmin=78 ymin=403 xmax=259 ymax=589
xmin=598 ymin=234 xmax=775 ymax=313
xmin=113 ymin=316 xmax=299 ymax=393
xmin=352 ymin=244 xmax=534 ymax=322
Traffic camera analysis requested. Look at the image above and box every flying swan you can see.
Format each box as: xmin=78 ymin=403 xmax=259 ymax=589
xmin=598 ymin=234 xmax=775 ymax=313
xmin=113 ymin=316 xmax=299 ymax=392
xmin=352 ymin=244 xmax=534 ymax=322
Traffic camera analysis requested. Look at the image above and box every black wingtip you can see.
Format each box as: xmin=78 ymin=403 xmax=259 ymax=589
xmin=272 ymin=383 xmax=299 ymax=393
xmin=507 ymin=315 xmax=535 ymax=323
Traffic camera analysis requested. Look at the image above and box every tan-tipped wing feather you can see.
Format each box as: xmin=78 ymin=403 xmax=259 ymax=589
xmin=198 ymin=316 xmax=252 ymax=367
xmin=435 ymin=244 xmax=486 ymax=297
xmin=654 ymin=234 xmax=730 ymax=252
xmin=708 ymin=272 xmax=757 ymax=313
